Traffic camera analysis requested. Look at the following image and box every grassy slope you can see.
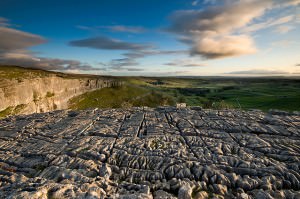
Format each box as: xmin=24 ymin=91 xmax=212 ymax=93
xmin=0 ymin=104 xmax=28 ymax=119
xmin=68 ymin=84 xmax=175 ymax=109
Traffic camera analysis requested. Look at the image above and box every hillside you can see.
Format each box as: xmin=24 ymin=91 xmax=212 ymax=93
xmin=69 ymin=84 xmax=175 ymax=110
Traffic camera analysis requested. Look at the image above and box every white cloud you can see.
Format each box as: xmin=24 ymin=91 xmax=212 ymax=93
xmin=167 ymin=0 xmax=299 ymax=59
xmin=269 ymin=15 xmax=294 ymax=26
xmin=165 ymin=59 xmax=207 ymax=67
xmin=271 ymin=40 xmax=295 ymax=47
xmin=192 ymin=34 xmax=256 ymax=59
xmin=276 ymin=0 xmax=300 ymax=6
xmin=167 ymin=0 xmax=272 ymax=59
xmin=275 ymin=25 xmax=295 ymax=34
xmin=192 ymin=0 xmax=199 ymax=6
xmin=242 ymin=15 xmax=294 ymax=33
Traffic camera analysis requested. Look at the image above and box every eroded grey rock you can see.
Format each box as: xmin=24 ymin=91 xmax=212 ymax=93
xmin=0 ymin=107 xmax=299 ymax=198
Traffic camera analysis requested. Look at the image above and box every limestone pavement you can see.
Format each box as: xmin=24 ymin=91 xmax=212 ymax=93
xmin=0 ymin=107 xmax=299 ymax=198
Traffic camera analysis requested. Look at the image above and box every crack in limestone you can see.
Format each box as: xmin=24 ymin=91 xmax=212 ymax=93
xmin=137 ymin=113 xmax=145 ymax=138
xmin=164 ymin=111 xmax=200 ymax=161
xmin=46 ymin=108 xmax=100 ymax=167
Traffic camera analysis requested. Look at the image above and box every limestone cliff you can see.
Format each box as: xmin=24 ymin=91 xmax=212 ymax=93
xmin=0 ymin=75 xmax=121 ymax=115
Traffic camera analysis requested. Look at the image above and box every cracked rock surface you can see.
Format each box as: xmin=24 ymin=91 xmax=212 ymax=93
xmin=0 ymin=107 xmax=300 ymax=198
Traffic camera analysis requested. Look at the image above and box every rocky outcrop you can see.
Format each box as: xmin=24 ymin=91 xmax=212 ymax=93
xmin=0 ymin=107 xmax=299 ymax=198
xmin=0 ymin=76 xmax=121 ymax=115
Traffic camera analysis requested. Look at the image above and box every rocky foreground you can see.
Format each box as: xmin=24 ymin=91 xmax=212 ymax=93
xmin=0 ymin=107 xmax=299 ymax=199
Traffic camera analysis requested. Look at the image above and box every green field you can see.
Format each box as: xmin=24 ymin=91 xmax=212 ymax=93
xmin=69 ymin=77 xmax=300 ymax=112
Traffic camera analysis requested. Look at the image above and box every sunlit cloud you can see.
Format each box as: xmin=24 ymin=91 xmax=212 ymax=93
xmin=167 ymin=0 xmax=273 ymax=59
xmin=167 ymin=0 xmax=299 ymax=59
xmin=191 ymin=34 xmax=256 ymax=59
xmin=277 ymin=0 xmax=300 ymax=6
xmin=274 ymin=25 xmax=295 ymax=34
xmin=165 ymin=59 xmax=207 ymax=67
xmin=271 ymin=40 xmax=295 ymax=47
xmin=241 ymin=15 xmax=294 ymax=33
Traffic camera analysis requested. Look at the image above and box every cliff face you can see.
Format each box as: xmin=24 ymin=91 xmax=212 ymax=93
xmin=0 ymin=75 xmax=121 ymax=115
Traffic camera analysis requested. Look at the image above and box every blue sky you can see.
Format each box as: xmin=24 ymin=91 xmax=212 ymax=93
xmin=0 ymin=0 xmax=299 ymax=76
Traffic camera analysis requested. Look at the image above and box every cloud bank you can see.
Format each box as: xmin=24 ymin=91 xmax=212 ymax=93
xmin=0 ymin=18 xmax=101 ymax=72
xmin=167 ymin=0 xmax=272 ymax=59
xmin=227 ymin=69 xmax=289 ymax=75
xmin=100 ymin=25 xmax=146 ymax=33
xmin=69 ymin=35 xmax=186 ymax=71
xmin=167 ymin=0 xmax=298 ymax=59
xmin=165 ymin=59 xmax=206 ymax=67
xmin=0 ymin=26 xmax=46 ymax=51
xmin=77 ymin=25 xmax=146 ymax=33
xmin=69 ymin=36 xmax=152 ymax=51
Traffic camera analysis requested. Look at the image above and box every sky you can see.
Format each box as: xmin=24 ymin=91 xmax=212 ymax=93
xmin=0 ymin=0 xmax=300 ymax=76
